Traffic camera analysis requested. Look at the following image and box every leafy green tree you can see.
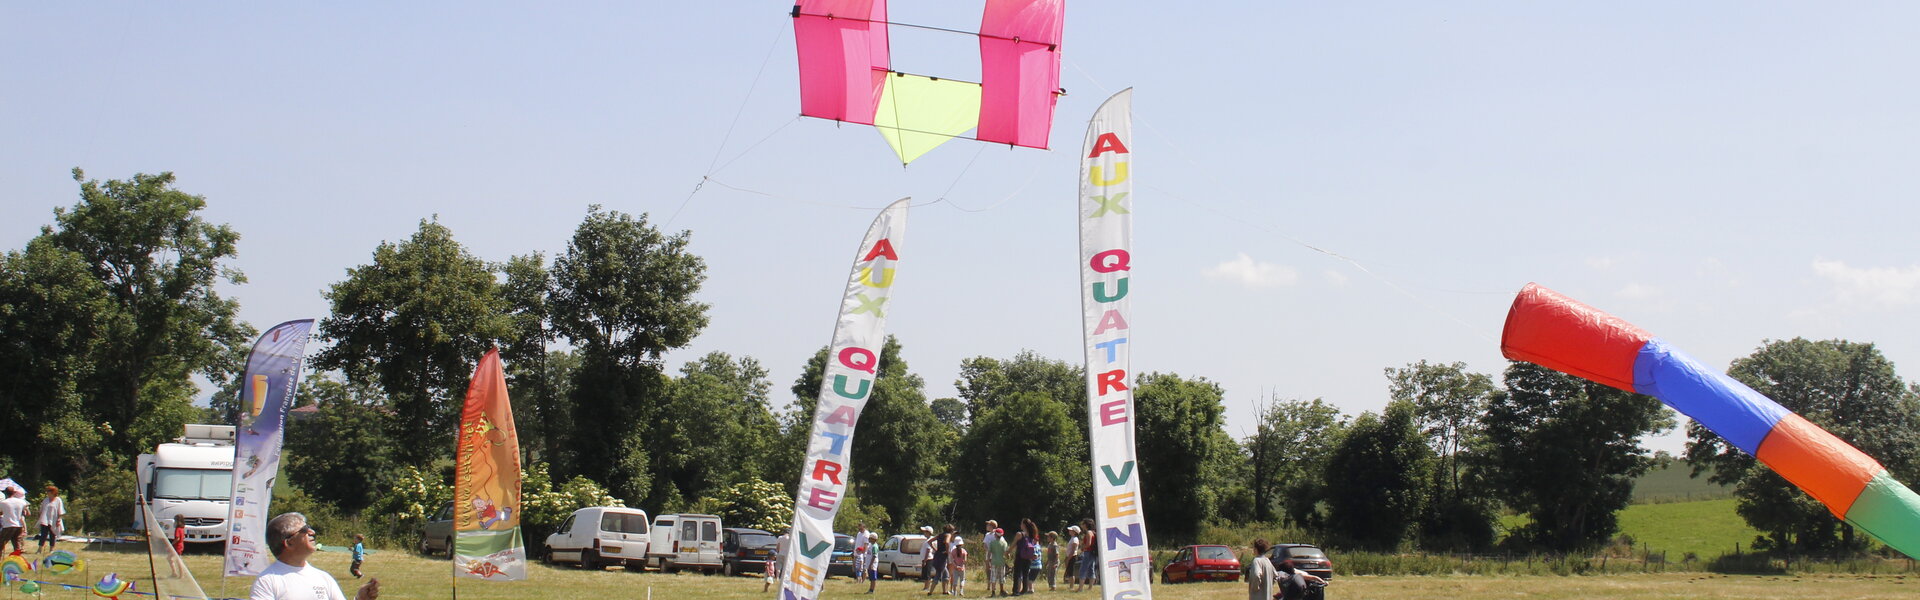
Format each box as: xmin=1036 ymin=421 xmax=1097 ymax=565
xmin=498 ymin=252 xmax=559 ymax=463
xmin=701 ymin=478 xmax=795 ymax=532
xmin=1245 ymin=397 xmax=1346 ymax=526
xmin=1483 ymin=362 xmax=1673 ymax=552
xmin=1687 ymin=338 xmax=1920 ymax=554
xmin=785 ymin=337 xmax=949 ymax=528
xmin=548 ymin=206 xmax=708 ymax=502
xmin=1386 ymin=361 xmax=1498 ymax=551
xmin=1132 ymin=372 xmax=1234 ymax=542
xmin=953 ymin=391 xmax=1084 ymax=528
xmin=314 ymin=218 xmax=508 ymax=467
xmin=648 ymin=352 xmax=781 ymax=506
xmin=1323 ymin=401 xmax=1431 ymax=550
xmin=951 ymin=351 xmax=1090 ymax=526
xmin=283 ymin=372 xmax=394 ymax=512
xmin=0 ymin=239 xmax=109 ymax=484
xmin=930 ymin=397 xmax=968 ymax=434
xmin=38 ymin=169 xmax=254 ymax=460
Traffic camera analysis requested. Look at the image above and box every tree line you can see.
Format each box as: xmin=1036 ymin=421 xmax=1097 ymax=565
xmin=3 ymin=170 xmax=1916 ymax=556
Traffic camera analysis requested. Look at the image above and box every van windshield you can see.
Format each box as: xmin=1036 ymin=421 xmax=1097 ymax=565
xmin=153 ymin=467 xmax=231 ymax=500
xmin=600 ymin=513 xmax=648 ymax=534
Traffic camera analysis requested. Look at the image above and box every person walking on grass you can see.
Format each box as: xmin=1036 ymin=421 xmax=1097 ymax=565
xmin=927 ymin=524 xmax=953 ymax=596
xmin=1247 ymin=539 xmax=1278 ymax=600
xmin=0 ymin=488 xmax=27 ymax=555
xmin=249 ymin=512 xmax=379 ymax=600
xmin=36 ymin=486 xmax=64 ymax=553
xmin=350 ymin=534 xmax=367 ymax=578
xmin=986 ymin=527 xmax=1007 ymax=597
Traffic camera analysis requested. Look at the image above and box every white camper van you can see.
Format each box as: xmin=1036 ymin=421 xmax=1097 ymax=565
xmin=135 ymin=424 xmax=237 ymax=544
xmin=646 ymin=513 xmax=723 ymax=572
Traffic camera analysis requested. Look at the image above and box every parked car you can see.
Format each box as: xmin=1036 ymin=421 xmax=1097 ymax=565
xmin=420 ymin=502 xmax=454 ymax=556
xmin=648 ymin=514 xmax=725 ymax=572
xmin=1160 ymin=544 xmax=1241 ymax=583
xmin=1268 ymin=543 xmax=1335 ymax=582
xmin=543 ymin=507 xmax=652 ymax=570
xmin=875 ymin=534 xmax=927 ymax=579
xmin=721 ymin=527 xmax=777 ymax=577
xmin=828 ymin=533 xmax=856 ymax=577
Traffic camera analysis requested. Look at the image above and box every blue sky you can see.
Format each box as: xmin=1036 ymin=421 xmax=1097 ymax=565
xmin=6 ymin=3 xmax=1918 ymax=453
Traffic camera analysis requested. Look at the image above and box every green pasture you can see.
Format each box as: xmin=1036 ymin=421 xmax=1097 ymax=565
xmin=17 ymin=543 xmax=1920 ymax=600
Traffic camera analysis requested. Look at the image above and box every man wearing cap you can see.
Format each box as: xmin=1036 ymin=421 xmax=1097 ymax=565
xmin=249 ymin=512 xmax=379 ymax=600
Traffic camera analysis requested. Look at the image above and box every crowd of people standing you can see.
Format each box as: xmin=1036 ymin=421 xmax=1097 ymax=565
xmin=844 ymin=517 xmax=1102 ymax=597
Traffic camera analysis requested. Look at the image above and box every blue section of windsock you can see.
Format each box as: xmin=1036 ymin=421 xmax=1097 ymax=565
xmin=1631 ymin=338 xmax=1792 ymax=455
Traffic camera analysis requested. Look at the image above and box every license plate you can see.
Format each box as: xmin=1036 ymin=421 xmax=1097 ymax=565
xmin=603 ymin=546 xmax=622 ymax=554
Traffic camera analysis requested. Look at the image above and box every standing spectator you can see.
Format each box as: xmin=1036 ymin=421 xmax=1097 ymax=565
xmin=917 ymin=526 xmax=935 ymax=589
xmin=248 ymin=512 xmax=379 ymax=600
xmin=1015 ymin=519 xmax=1040 ymax=595
xmin=36 ymin=486 xmax=64 ymax=553
xmin=864 ymin=532 xmax=880 ymax=593
xmin=1062 ymin=525 xmax=1081 ymax=588
xmin=986 ymin=527 xmax=1007 ymax=597
xmin=162 ymin=519 xmax=189 ymax=578
xmin=0 ymin=488 xmax=27 ymax=554
xmin=1247 ymin=539 xmax=1277 ymax=600
xmin=1041 ymin=531 xmax=1059 ymax=590
xmin=172 ymin=518 xmax=187 ymax=555
xmin=927 ymin=524 xmax=953 ymax=596
xmin=949 ymin=536 xmax=968 ymax=596
xmin=1071 ymin=519 xmax=1098 ymax=592
xmin=350 ymin=534 xmax=367 ymax=578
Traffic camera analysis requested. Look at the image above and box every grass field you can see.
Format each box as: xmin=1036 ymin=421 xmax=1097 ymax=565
xmin=1616 ymin=498 xmax=1760 ymax=559
xmin=1632 ymin=461 xmax=1733 ymax=504
xmin=18 ymin=543 xmax=1920 ymax=600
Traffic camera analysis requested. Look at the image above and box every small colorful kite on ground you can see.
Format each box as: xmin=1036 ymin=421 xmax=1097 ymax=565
xmin=793 ymin=0 xmax=1065 ymax=164
xmin=1 ymin=555 xmax=31 ymax=583
xmin=1502 ymin=282 xmax=1920 ymax=558
xmin=87 ymin=574 xmax=130 ymax=599
xmin=38 ymin=553 xmax=80 ymax=577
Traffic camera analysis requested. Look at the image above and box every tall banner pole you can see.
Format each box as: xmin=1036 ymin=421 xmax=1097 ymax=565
xmin=778 ymin=198 xmax=911 ymax=600
xmin=1077 ymin=89 xmax=1151 ymax=600
xmin=223 ymin=319 xmax=316 ymax=577
xmin=452 ymin=348 xmax=527 ymax=581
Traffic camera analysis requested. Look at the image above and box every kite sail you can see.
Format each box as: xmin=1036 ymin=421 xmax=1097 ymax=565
xmin=793 ymin=0 xmax=1065 ymax=164
xmin=1502 ymin=282 xmax=1920 ymax=558
xmin=1078 ymin=89 xmax=1152 ymax=598
xmin=224 ymin=319 xmax=315 ymax=576
xmin=143 ymin=494 xmax=211 ymax=600
xmin=453 ymin=348 xmax=527 ymax=581
xmin=779 ymin=198 xmax=910 ymax=600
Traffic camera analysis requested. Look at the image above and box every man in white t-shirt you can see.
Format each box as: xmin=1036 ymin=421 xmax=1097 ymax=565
xmin=249 ymin=513 xmax=378 ymax=600
xmin=0 ymin=488 xmax=28 ymax=554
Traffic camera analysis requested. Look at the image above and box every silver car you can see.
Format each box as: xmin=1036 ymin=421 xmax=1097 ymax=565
xmin=420 ymin=502 xmax=455 ymax=556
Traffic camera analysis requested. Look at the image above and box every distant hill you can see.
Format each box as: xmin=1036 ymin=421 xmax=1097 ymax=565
xmin=1632 ymin=460 xmax=1733 ymax=504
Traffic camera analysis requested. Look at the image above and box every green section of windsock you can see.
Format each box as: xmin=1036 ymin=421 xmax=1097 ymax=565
xmin=1843 ymin=471 xmax=1920 ymax=559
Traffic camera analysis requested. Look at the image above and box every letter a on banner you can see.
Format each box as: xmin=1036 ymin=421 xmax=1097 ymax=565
xmin=779 ymin=198 xmax=910 ymax=600
xmin=1077 ymin=89 xmax=1152 ymax=599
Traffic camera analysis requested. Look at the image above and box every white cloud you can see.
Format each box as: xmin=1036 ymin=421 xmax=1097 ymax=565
xmin=1324 ymin=269 xmax=1350 ymax=287
xmin=1203 ymin=253 xmax=1299 ymax=288
xmin=1812 ymin=260 xmax=1920 ymax=307
xmin=1586 ymin=256 xmax=1617 ymax=271
xmin=1615 ymin=282 xmax=1661 ymax=300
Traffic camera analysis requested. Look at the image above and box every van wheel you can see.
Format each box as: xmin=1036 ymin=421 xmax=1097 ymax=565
xmin=724 ymin=561 xmax=735 ymax=577
xmin=891 ymin=565 xmax=900 ymax=580
xmin=581 ymin=550 xmax=600 ymax=570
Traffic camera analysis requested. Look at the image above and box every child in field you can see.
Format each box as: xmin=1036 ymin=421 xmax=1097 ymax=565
xmin=949 ymin=536 xmax=968 ymax=596
xmin=351 ymin=534 xmax=367 ymax=578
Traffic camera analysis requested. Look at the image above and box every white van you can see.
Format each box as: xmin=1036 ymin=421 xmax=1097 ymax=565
xmin=134 ymin=424 xmax=236 ymax=544
xmin=876 ymin=534 xmax=928 ymax=579
xmin=646 ymin=514 xmax=724 ymax=572
xmin=544 ymin=507 xmax=651 ymax=570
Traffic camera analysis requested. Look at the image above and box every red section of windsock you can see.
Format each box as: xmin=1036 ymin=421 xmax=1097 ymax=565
xmin=1501 ymin=283 xmax=1653 ymax=392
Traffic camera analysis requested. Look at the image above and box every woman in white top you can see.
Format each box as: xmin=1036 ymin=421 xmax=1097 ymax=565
xmin=38 ymin=485 xmax=66 ymax=552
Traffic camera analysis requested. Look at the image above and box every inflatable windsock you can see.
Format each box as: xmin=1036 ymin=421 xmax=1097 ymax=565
xmin=1501 ymin=283 xmax=1920 ymax=558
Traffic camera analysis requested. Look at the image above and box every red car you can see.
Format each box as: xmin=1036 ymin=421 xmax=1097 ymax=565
xmin=1160 ymin=544 xmax=1241 ymax=583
